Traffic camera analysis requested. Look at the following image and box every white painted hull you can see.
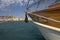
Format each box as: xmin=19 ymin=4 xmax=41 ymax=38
xmin=34 ymin=22 xmax=60 ymax=40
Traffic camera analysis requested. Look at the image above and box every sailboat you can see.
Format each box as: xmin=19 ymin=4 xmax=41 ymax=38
xmin=25 ymin=0 xmax=60 ymax=40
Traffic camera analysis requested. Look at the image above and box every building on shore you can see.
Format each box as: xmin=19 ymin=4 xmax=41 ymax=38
xmin=0 ymin=15 xmax=20 ymax=21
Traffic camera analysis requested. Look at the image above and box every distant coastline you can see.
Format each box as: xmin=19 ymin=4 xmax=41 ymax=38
xmin=0 ymin=15 xmax=20 ymax=21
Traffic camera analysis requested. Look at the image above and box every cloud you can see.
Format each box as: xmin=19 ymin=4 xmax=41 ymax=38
xmin=0 ymin=0 xmax=28 ymax=9
xmin=0 ymin=0 xmax=34 ymax=9
xmin=0 ymin=0 xmax=14 ymax=8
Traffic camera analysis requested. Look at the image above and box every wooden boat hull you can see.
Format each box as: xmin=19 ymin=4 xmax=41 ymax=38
xmin=28 ymin=13 xmax=60 ymax=40
xmin=34 ymin=22 xmax=60 ymax=40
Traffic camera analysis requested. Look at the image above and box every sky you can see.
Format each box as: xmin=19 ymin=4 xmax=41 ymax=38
xmin=0 ymin=0 xmax=56 ymax=18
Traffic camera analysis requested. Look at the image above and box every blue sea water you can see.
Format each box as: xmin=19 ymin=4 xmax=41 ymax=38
xmin=0 ymin=21 xmax=45 ymax=40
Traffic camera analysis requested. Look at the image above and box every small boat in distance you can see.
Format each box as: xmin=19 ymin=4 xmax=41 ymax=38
xmin=26 ymin=0 xmax=60 ymax=40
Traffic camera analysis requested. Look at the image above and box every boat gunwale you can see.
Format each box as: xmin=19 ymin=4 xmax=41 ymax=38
xmin=48 ymin=2 xmax=60 ymax=7
xmin=34 ymin=21 xmax=60 ymax=32
xmin=32 ymin=7 xmax=60 ymax=13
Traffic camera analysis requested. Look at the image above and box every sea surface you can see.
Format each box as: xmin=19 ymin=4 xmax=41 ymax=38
xmin=0 ymin=21 xmax=45 ymax=40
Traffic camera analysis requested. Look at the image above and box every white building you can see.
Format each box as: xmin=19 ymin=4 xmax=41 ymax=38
xmin=0 ymin=16 xmax=20 ymax=21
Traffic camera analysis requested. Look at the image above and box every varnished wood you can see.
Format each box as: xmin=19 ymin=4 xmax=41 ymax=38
xmin=28 ymin=3 xmax=60 ymax=28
